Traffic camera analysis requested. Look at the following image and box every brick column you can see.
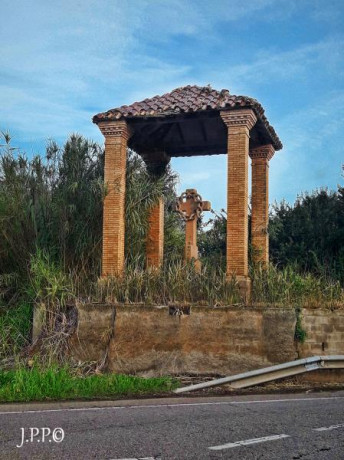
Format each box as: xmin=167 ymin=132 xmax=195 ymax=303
xmin=220 ymin=109 xmax=257 ymax=300
xmin=249 ymin=144 xmax=275 ymax=264
xmin=144 ymin=152 xmax=170 ymax=269
xmin=98 ymin=120 xmax=130 ymax=276
xmin=146 ymin=197 xmax=164 ymax=268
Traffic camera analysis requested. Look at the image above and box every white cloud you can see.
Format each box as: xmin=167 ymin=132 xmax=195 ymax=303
xmin=310 ymin=0 xmax=344 ymax=24
xmin=210 ymin=38 xmax=344 ymax=92
xmin=276 ymin=91 xmax=344 ymax=151
xmin=1 ymin=0 xmax=343 ymax=209
xmin=2 ymin=0 xmax=341 ymax=145
xmin=269 ymin=91 xmax=344 ymax=203
xmin=132 ymin=0 xmax=279 ymax=38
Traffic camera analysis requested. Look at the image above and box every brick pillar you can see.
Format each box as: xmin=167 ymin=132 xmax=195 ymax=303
xmin=98 ymin=120 xmax=130 ymax=276
xmin=220 ymin=109 xmax=257 ymax=300
xmin=143 ymin=152 xmax=170 ymax=269
xmin=146 ymin=197 xmax=164 ymax=268
xmin=249 ymin=144 xmax=275 ymax=264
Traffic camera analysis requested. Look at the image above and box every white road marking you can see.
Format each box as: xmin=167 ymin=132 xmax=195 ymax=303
xmin=314 ymin=423 xmax=344 ymax=432
xmin=209 ymin=434 xmax=291 ymax=450
xmin=0 ymin=396 xmax=343 ymax=416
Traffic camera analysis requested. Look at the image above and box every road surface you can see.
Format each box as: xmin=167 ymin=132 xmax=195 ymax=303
xmin=0 ymin=391 xmax=344 ymax=459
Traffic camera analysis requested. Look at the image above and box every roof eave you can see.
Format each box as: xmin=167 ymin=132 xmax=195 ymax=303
xmin=92 ymin=106 xmax=283 ymax=151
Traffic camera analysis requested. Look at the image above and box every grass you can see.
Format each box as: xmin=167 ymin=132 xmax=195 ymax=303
xmin=251 ymin=263 xmax=344 ymax=308
xmin=0 ymin=302 xmax=32 ymax=359
xmin=0 ymin=263 xmax=341 ymax=404
xmin=86 ymin=260 xmax=344 ymax=308
xmin=0 ymin=366 xmax=178 ymax=402
xmin=91 ymin=260 xmax=241 ymax=306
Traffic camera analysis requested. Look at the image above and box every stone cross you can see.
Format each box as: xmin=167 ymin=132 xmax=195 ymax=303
xmin=176 ymin=189 xmax=211 ymax=269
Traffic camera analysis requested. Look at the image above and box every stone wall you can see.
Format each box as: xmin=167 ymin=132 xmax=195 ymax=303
xmin=69 ymin=304 xmax=344 ymax=378
xmin=298 ymin=308 xmax=344 ymax=357
xmin=296 ymin=308 xmax=344 ymax=383
xmin=71 ymin=305 xmax=297 ymax=375
xmin=69 ymin=303 xmax=116 ymax=362
xmin=107 ymin=306 xmax=298 ymax=376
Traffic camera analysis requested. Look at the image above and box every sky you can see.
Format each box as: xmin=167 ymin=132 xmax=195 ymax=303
xmin=1 ymin=0 xmax=344 ymax=211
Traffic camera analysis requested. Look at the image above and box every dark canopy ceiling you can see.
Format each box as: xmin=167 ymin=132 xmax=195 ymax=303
xmin=93 ymin=85 xmax=282 ymax=158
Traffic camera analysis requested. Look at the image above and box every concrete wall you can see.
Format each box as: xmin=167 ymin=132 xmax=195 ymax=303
xmin=69 ymin=303 xmax=116 ymax=362
xmin=107 ymin=306 xmax=298 ymax=376
xmin=69 ymin=304 xmax=344 ymax=377
xmin=298 ymin=308 xmax=344 ymax=357
xmin=296 ymin=308 xmax=344 ymax=383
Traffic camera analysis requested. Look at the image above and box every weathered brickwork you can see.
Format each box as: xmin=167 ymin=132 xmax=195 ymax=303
xmin=221 ymin=109 xmax=257 ymax=297
xmin=98 ymin=120 xmax=129 ymax=276
xmin=250 ymin=144 xmax=275 ymax=264
xmin=94 ymin=87 xmax=282 ymax=283
xmin=146 ymin=197 xmax=164 ymax=268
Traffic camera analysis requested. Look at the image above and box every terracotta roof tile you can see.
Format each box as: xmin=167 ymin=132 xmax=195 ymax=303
xmin=93 ymin=85 xmax=282 ymax=150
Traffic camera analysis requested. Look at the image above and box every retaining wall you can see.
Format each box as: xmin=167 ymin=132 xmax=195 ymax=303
xmin=69 ymin=304 xmax=344 ymax=378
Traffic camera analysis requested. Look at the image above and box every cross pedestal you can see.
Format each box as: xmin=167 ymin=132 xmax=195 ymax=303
xmin=176 ymin=189 xmax=211 ymax=270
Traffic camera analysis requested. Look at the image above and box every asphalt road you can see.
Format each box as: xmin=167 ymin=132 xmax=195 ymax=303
xmin=1 ymin=391 xmax=344 ymax=459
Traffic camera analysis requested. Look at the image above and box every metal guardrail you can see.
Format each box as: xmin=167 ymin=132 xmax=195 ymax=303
xmin=174 ymin=355 xmax=344 ymax=394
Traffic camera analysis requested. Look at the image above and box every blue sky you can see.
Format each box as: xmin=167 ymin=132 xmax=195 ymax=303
xmin=1 ymin=0 xmax=344 ymax=211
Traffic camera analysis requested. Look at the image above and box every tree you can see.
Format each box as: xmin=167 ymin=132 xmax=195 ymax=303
xmin=269 ymin=187 xmax=344 ymax=282
xmin=0 ymin=133 xmax=184 ymax=285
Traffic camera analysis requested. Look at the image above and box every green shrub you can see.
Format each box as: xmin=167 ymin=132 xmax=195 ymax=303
xmin=294 ymin=308 xmax=307 ymax=343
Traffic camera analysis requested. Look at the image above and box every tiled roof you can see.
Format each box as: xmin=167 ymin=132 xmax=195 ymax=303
xmin=93 ymin=85 xmax=282 ymax=150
